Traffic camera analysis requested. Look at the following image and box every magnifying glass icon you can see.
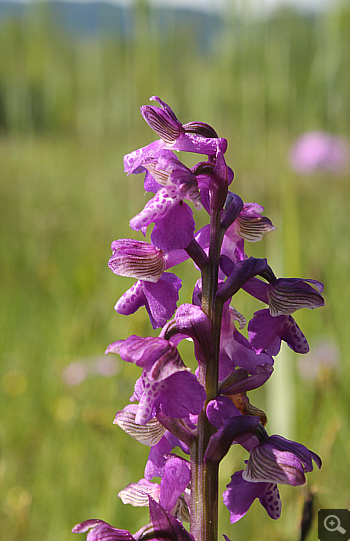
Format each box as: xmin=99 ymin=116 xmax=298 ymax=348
xmin=324 ymin=515 xmax=346 ymax=534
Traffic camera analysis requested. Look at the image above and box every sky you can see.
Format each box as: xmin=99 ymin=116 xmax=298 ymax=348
xmin=5 ymin=0 xmax=337 ymax=15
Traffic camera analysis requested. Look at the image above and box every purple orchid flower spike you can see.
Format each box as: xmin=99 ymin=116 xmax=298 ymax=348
xmin=73 ymin=97 xmax=324 ymax=541
xmin=106 ymin=336 xmax=206 ymax=424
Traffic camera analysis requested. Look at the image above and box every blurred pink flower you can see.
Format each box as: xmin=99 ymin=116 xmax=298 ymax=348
xmin=62 ymin=356 xmax=119 ymax=386
xmin=289 ymin=131 xmax=349 ymax=174
xmin=297 ymin=338 xmax=339 ymax=381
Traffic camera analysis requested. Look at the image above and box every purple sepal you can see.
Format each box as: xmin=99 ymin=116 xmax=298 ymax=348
xmin=108 ymin=239 xmax=165 ymax=283
xmin=221 ymin=192 xmax=244 ymax=231
xmin=205 ymin=415 xmax=260 ymax=464
xmin=220 ymin=323 xmax=274 ymax=378
xmin=220 ymin=365 xmax=273 ymax=395
xmin=243 ymin=435 xmax=322 ymax=486
xmin=248 ymin=309 xmax=309 ymax=355
xmin=72 ymin=519 xmax=136 ymax=540
xmin=218 ymin=258 xmax=268 ymax=302
xmin=161 ymin=303 xmax=213 ymax=365
xmin=148 ymin=497 xmax=195 ymax=541
xmin=223 ymin=471 xmax=281 ymax=523
xmin=264 ymin=435 xmax=322 ymax=472
xmin=267 ymin=277 xmax=324 ymax=316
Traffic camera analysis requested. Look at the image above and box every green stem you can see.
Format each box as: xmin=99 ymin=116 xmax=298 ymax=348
xmin=190 ymin=208 xmax=223 ymax=541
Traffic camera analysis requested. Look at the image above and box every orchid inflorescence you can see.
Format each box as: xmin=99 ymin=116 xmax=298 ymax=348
xmin=72 ymin=97 xmax=324 ymax=541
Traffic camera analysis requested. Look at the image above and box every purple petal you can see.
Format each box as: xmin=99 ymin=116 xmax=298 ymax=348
xmin=220 ymin=326 xmax=274 ymax=376
xmin=115 ymin=273 xmax=181 ymax=329
xmin=130 ymin=186 xmax=182 ymax=232
xmin=114 ymin=281 xmax=146 ymax=316
xmin=223 ymin=471 xmax=271 ymax=523
xmin=158 ymin=370 xmax=206 ymax=419
xmin=144 ymin=170 xmax=163 ymax=193
xmin=72 ymin=519 xmax=135 ymax=540
xmin=160 ymin=457 xmax=191 ymax=511
xmin=144 ymin=436 xmax=173 ymax=480
xmin=116 ymin=336 xmax=184 ymax=377
xmin=124 ymin=140 xmax=164 ymax=175
xmin=206 ymin=396 xmax=241 ymax=429
xmin=151 ymin=202 xmax=196 ymax=252
xmin=267 ymin=435 xmax=322 ymax=472
xmin=148 ymin=497 xmax=195 ymax=541
xmin=109 ymin=240 xmax=166 ymax=282
xmin=161 ymin=303 xmax=213 ymax=365
xmin=143 ymin=273 xmax=182 ymax=328
xmin=172 ymin=131 xmax=227 ymax=156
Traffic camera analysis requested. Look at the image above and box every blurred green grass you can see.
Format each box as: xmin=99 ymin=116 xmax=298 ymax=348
xmin=1 ymin=2 xmax=349 ymax=540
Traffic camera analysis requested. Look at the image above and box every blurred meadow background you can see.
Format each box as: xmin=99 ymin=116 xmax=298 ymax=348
xmin=1 ymin=0 xmax=349 ymax=539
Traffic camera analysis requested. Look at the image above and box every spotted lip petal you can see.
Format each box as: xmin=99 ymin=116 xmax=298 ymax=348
xmin=113 ymin=272 xmax=182 ymax=329
xmin=223 ymin=471 xmax=281 ymax=523
xmin=248 ymin=309 xmax=309 ymax=356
